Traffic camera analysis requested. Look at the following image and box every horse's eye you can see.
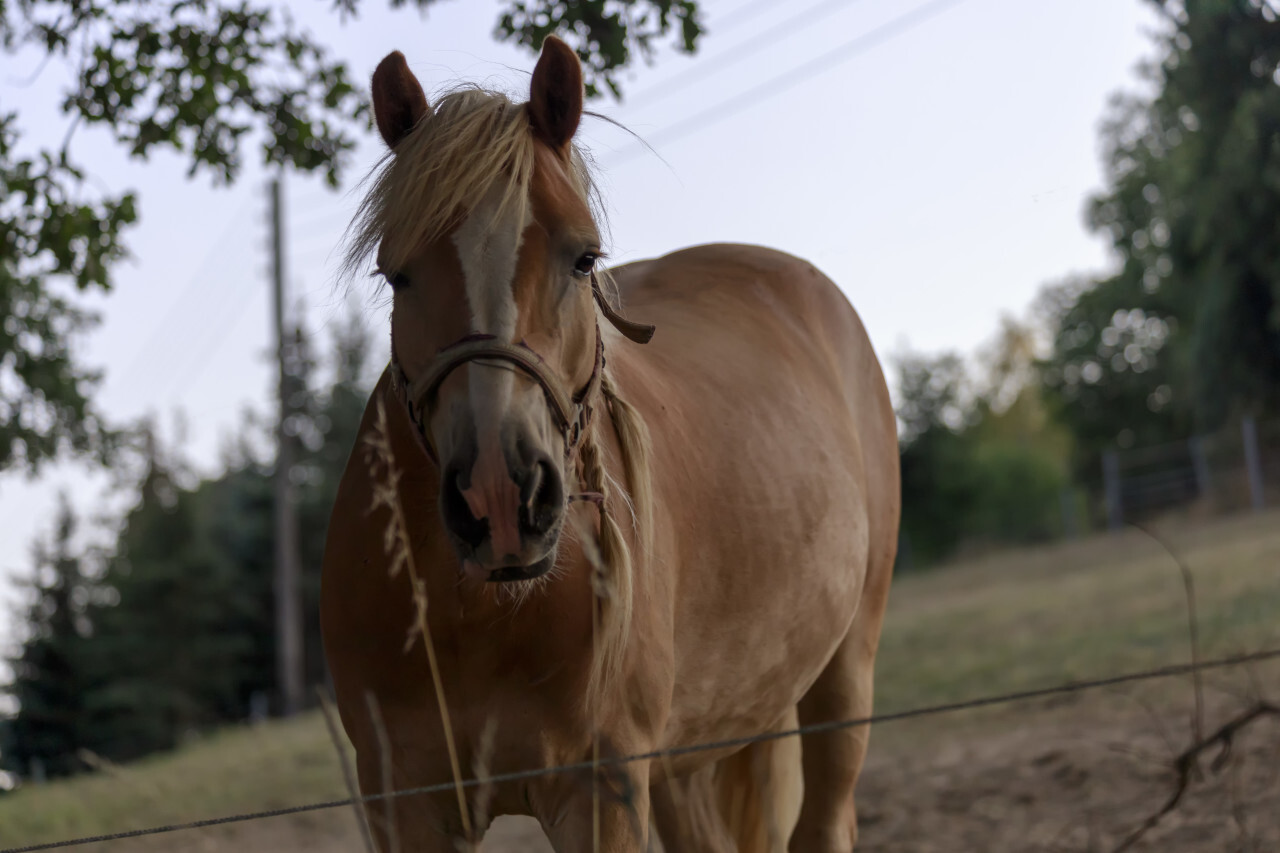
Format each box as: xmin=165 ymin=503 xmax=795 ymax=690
xmin=385 ymin=271 xmax=410 ymax=290
xmin=572 ymin=252 xmax=598 ymax=278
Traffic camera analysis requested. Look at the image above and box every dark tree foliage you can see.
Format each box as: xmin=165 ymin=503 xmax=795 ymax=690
xmin=85 ymin=435 xmax=258 ymax=760
xmin=0 ymin=115 xmax=133 ymax=472
xmin=1042 ymin=0 xmax=1280 ymax=474
xmin=2 ymin=312 xmax=376 ymax=773
xmin=895 ymin=349 xmax=1069 ymax=568
xmin=2 ymin=496 xmax=95 ymax=779
xmin=896 ymin=353 xmax=983 ymax=566
xmin=0 ymin=0 xmax=703 ymax=474
xmin=331 ymin=0 xmax=703 ymax=97
xmin=294 ymin=310 xmax=373 ymax=688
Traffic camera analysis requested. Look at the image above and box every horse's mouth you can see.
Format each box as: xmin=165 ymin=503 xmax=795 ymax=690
xmin=485 ymin=550 xmax=556 ymax=583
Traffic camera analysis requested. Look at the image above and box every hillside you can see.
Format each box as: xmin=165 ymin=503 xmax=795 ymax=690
xmin=3 ymin=509 xmax=1278 ymax=852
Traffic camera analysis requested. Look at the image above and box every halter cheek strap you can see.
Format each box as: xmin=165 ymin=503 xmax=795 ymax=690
xmin=592 ymin=277 xmax=655 ymax=344
xmin=387 ymin=276 xmax=652 ymax=466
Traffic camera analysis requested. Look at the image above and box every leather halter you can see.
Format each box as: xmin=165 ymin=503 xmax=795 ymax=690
xmin=387 ymin=275 xmax=654 ymax=465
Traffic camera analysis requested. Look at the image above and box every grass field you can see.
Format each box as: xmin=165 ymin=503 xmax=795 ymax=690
xmin=2 ymin=509 xmax=1278 ymax=852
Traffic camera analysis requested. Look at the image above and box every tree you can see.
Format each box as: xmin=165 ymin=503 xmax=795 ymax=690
xmin=0 ymin=0 xmax=704 ymax=473
xmin=85 ymin=431 xmax=258 ymax=760
xmin=896 ymin=325 xmax=1072 ymax=568
xmin=3 ymin=495 xmax=95 ymax=780
xmin=896 ymin=351 xmax=982 ymax=566
xmin=1042 ymin=0 xmax=1280 ymax=471
xmin=0 ymin=309 xmax=378 ymax=772
xmin=295 ymin=309 xmax=376 ymax=687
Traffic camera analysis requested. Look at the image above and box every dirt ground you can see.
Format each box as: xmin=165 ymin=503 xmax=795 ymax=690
xmin=210 ymin=669 xmax=1278 ymax=853
xmin=855 ymin=681 xmax=1280 ymax=852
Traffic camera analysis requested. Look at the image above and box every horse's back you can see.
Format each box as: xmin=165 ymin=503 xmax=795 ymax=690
xmin=615 ymin=242 xmax=893 ymax=438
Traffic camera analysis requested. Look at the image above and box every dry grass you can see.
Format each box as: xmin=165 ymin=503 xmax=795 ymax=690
xmin=0 ymin=713 xmax=355 ymax=851
xmin=874 ymin=509 xmax=1280 ymax=719
xmin=1 ymin=508 xmax=1277 ymax=852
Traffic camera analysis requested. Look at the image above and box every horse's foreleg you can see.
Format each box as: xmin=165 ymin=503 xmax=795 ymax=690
xmin=357 ymin=756 xmax=471 ymax=853
xmin=542 ymin=762 xmax=652 ymax=853
xmin=650 ymin=765 xmax=737 ymax=852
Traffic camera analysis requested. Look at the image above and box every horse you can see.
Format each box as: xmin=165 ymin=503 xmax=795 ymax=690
xmin=320 ymin=36 xmax=899 ymax=853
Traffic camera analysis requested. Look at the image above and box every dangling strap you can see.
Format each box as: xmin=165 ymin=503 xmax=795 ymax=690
xmin=592 ymin=274 xmax=655 ymax=345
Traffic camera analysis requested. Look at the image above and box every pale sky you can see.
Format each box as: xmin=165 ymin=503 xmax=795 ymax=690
xmin=0 ymin=0 xmax=1161 ymax=637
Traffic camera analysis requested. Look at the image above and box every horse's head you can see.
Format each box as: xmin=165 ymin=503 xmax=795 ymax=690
xmin=353 ymin=38 xmax=603 ymax=582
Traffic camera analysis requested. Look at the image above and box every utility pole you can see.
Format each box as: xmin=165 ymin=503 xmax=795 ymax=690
xmin=271 ymin=176 xmax=304 ymax=717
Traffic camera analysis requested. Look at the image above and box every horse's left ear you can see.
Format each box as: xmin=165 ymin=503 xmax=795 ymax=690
xmin=529 ymin=36 xmax=583 ymax=150
xmin=372 ymin=51 xmax=428 ymax=149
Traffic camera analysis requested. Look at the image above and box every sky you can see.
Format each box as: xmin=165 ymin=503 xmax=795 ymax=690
xmin=0 ymin=0 xmax=1163 ymax=636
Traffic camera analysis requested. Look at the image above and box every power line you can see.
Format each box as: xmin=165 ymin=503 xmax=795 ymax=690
xmin=608 ymin=0 xmax=974 ymax=165
xmin=117 ymin=193 xmax=257 ymax=387
xmin=159 ymin=262 xmax=266 ymax=400
xmin=709 ymin=0 xmax=791 ymax=35
xmin=5 ymin=646 xmax=1278 ymax=853
xmin=623 ymin=0 xmax=872 ymax=112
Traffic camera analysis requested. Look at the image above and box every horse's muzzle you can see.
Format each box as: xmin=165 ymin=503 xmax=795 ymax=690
xmin=440 ymin=445 xmax=565 ymax=580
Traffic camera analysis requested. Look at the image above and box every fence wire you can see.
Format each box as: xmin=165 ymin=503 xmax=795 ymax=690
xmin=4 ymin=647 xmax=1279 ymax=853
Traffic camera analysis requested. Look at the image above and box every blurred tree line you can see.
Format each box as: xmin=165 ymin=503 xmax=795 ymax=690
xmin=898 ymin=0 xmax=1280 ymax=565
xmin=895 ymin=321 xmax=1075 ymax=566
xmin=2 ymin=313 xmax=372 ymax=779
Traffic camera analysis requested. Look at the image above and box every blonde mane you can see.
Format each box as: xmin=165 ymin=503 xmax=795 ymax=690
xmin=344 ymin=84 xmax=647 ymax=706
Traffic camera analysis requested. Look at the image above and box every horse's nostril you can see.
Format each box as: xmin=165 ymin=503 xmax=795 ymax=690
xmin=520 ymin=460 xmax=545 ymax=524
xmin=520 ymin=458 xmax=563 ymax=537
xmin=440 ymin=465 xmax=488 ymax=550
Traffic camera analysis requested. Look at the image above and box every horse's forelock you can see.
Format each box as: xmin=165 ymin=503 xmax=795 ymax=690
xmin=342 ymin=86 xmax=606 ymax=284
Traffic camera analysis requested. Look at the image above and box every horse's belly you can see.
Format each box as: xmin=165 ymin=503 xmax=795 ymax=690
xmin=660 ymin=473 xmax=870 ymax=763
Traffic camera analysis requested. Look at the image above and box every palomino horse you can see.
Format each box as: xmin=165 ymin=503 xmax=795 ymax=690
xmin=321 ymin=36 xmax=899 ymax=852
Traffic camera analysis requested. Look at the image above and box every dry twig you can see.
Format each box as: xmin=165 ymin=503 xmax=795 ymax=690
xmin=318 ymin=689 xmax=376 ymax=853
xmin=1130 ymin=522 xmax=1204 ymax=744
xmin=365 ymin=692 xmax=402 ymax=853
xmin=365 ymin=398 xmax=473 ymax=842
xmin=1110 ymin=700 xmax=1280 ymax=852
xmin=467 ymin=716 xmax=499 ymax=853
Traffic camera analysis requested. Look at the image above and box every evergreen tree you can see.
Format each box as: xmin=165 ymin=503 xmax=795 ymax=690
xmin=3 ymin=497 xmax=94 ymax=780
xmin=297 ymin=309 xmax=376 ymax=689
xmin=1 ymin=308 xmax=378 ymax=773
xmin=86 ymin=434 xmax=254 ymax=761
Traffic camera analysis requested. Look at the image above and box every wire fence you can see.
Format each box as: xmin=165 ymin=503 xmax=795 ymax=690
xmin=4 ymin=646 xmax=1278 ymax=853
xmin=1101 ymin=415 xmax=1278 ymax=531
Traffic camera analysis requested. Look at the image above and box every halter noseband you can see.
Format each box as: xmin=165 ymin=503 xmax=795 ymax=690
xmin=387 ymin=276 xmax=654 ymax=465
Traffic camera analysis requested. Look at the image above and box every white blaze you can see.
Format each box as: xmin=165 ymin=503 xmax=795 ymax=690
xmin=451 ymin=184 xmax=530 ymax=486
xmin=452 ymin=184 xmax=527 ymax=338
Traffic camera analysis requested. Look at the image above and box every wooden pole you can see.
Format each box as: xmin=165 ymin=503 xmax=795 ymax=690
xmin=1242 ymin=416 xmax=1265 ymax=512
xmin=1103 ymin=450 xmax=1123 ymax=531
xmin=1189 ymin=436 xmax=1211 ymax=499
xmin=271 ymin=176 xmax=304 ymax=717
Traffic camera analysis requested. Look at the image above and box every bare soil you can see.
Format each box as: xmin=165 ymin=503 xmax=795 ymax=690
xmin=856 ymin=675 xmax=1280 ymax=852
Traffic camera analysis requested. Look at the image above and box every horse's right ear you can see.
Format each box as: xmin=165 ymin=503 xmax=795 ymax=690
xmin=372 ymin=51 xmax=428 ymax=149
